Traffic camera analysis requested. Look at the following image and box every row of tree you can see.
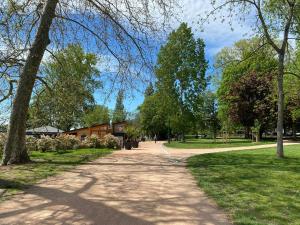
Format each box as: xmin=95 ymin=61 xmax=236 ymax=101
xmin=138 ymin=23 xmax=300 ymax=148
xmin=216 ymin=38 xmax=300 ymax=141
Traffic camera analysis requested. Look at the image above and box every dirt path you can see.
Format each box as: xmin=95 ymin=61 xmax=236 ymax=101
xmin=0 ymin=141 xmax=232 ymax=225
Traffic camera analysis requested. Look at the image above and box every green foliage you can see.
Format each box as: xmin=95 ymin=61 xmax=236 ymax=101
xmin=285 ymin=42 xmax=300 ymax=123
xmin=188 ymin=145 xmax=300 ymax=225
xmin=83 ymin=105 xmax=110 ymax=126
xmin=112 ymin=90 xmax=126 ymax=123
xmin=124 ymin=125 xmax=140 ymax=139
xmin=216 ymin=38 xmax=277 ymax=133
xmin=139 ymin=93 xmax=168 ymax=137
xmin=201 ymin=92 xmax=220 ymax=138
xmin=28 ymin=44 xmax=100 ymax=131
xmin=139 ymin=23 xmax=208 ymax=138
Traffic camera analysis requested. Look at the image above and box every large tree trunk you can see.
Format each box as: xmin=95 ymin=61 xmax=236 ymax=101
xmin=2 ymin=0 xmax=58 ymax=165
xmin=276 ymin=54 xmax=285 ymax=158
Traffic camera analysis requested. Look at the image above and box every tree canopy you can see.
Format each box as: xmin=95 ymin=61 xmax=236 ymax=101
xmin=28 ymin=44 xmax=100 ymax=131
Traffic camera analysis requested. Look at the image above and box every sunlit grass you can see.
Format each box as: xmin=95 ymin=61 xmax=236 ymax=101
xmin=165 ymin=138 xmax=275 ymax=149
xmin=188 ymin=145 xmax=300 ymax=225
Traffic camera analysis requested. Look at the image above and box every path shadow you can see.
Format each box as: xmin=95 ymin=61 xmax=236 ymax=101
xmin=0 ymin=173 xmax=153 ymax=225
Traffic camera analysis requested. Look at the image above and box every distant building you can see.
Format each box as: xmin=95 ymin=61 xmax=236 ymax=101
xmin=26 ymin=126 xmax=64 ymax=137
xmin=64 ymin=122 xmax=127 ymax=141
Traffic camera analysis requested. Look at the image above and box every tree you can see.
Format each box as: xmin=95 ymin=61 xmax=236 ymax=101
xmin=216 ymin=38 xmax=277 ymax=138
xmin=139 ymin=93 xmax=168 ymax=137
xmin=1 ymin=0 xmax=176 ymax=165
xmin=227 ymin=71 xmax=276 ymax=141
xmin=28 ymin=44 xmax=100 ymax=131
xmin=202 ymin=92 xmax=220 ymax=139
xmin=83 ymin=105 xmax=110 ymax=127
xmin=207 ymin=0 xmax=300 ymax=157
xmin=284 ymin=42 xmax=300 ymax=138
xmin=112 ymin=90 xmax=126 ymax=123
xmin=155 ymin=23 xmax=208 ymax=140
xmin=2 ymin=0 xmax=59 ymax=165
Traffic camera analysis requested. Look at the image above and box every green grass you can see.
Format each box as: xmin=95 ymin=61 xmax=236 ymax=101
xmin=165 ymin=138 xmax=275 ymax=149
xmin=187 ymin=145 xmax=300 ymax=225
xmin=0 ymin=148 xmax=111 ymax=200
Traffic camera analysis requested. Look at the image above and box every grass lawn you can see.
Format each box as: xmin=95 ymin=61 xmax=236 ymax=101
xmin=165 ymin=138 xmax=275 ymax=149
xmin=0 ymin=148 xmax=111 ymax=201
xmin=187 ymin=145 xmax=300 ymax=225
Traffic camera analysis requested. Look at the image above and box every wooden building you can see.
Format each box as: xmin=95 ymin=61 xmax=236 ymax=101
xmin=65 ymin=122 xmax=126 ymax=141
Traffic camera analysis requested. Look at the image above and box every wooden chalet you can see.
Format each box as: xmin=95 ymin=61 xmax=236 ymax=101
xmin=65 ymin=122 xmax=127 ymax=141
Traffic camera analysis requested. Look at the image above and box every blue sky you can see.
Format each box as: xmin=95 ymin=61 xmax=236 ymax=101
xmin=95 ymin=0 xmax=253 ymax=113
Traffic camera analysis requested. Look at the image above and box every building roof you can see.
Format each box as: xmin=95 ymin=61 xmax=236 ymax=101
xmin=26 ymin=126 xmax=64 ymax=133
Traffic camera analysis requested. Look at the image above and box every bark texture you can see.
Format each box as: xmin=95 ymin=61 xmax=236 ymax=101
xmin=276 ymin=54 xmax=285 ymax=158
xmin=2 ymin=0 xmax=59 ymax=165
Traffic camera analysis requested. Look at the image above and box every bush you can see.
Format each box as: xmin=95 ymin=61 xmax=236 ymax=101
xmin=55 ymin=134 xmax=80 ymax=150
xmin=37 ymin=135 xmax=56 ymax=152
xmin=26 ymin=136 xmax=38 ymax=152
xmin=103 ymin=134 xmax=121 ymax=149
xmin=0 ymin=133 xmax=7 ymax=154
xmin=81 ymin=134 xmax=104 ymax=148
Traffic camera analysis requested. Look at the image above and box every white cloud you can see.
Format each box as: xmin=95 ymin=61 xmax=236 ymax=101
xmin=174 ymin=0 xmax=254 ymax=58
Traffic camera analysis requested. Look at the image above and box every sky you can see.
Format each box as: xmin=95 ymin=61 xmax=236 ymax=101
xmin=96 ymin=0 xmax=253 ymax=113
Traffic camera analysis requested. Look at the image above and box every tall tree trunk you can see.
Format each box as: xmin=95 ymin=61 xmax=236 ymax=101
xmin=277 ymin=54 xmax=285 ymax=158
xmin=2 ymin=0 xmax=59 ymax=165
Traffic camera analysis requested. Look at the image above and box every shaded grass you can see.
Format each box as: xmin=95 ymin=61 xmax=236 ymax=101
xmin=0 ymin=148 xmax=111 ymax=200
xmin=165 ymin=138 xmax=275 ymax=149
xmin=187 ymin=146 xmax=300 ymax=225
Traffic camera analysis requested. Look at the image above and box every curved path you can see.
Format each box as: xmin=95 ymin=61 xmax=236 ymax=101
xmin=1 ymin=141 xmax=296 ymax=225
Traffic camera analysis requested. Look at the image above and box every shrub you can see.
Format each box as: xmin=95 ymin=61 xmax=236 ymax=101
xmin=26 ymin=136 xmax=38 ymax=152
xmin=0 ymin=133 xmax=7 ymax=154
xmin=103 ymin=134 xmax=121 ymax=149
xmin=37 ymin=135 xmax=56 ymax=152
xmin=81 ymin=134 xmax=104 ymax=148
xmin=55 ymin=134 xmax=80 ymax=150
